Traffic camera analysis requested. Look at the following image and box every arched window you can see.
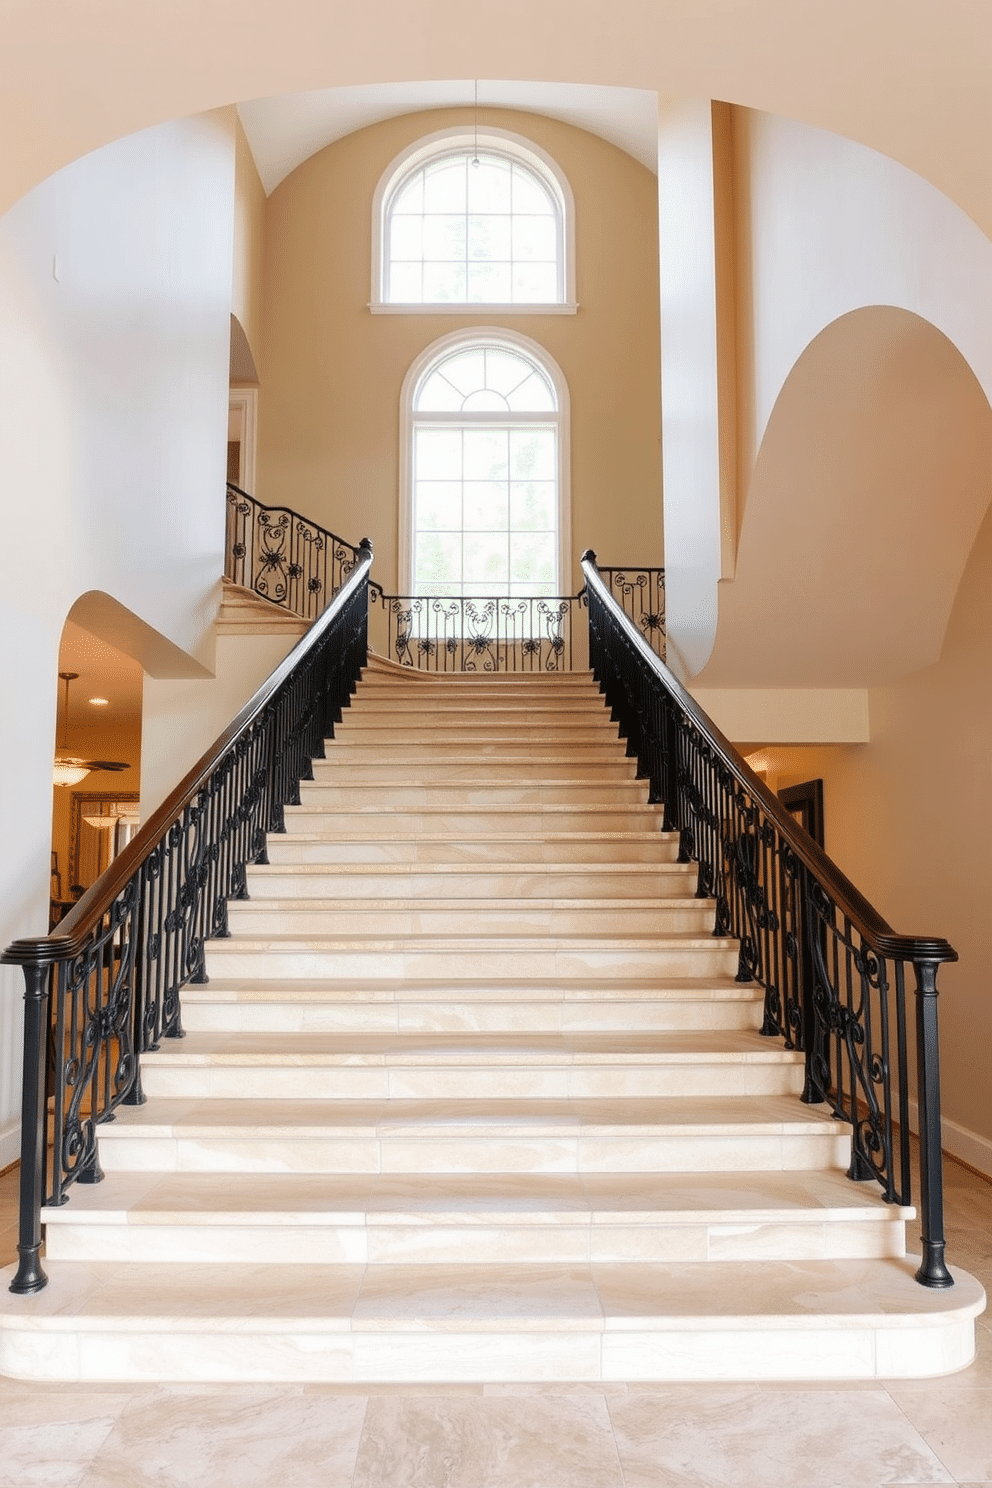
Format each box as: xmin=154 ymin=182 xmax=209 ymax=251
xmin=401 ymin=331 xmax=570 ymax=597
xmin=372 ymin=129 xmax=576 ymax=311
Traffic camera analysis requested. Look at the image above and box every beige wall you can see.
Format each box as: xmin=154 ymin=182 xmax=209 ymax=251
xmin=736 ymin=502 xmax=992 ymax=1167
xmin=256 ymin=107 xmax=662 ymax=595
xmin=233 ymin=115 xmax=266 ymax=378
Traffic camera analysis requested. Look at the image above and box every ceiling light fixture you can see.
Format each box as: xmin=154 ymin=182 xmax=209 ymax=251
xmin=88 ymin=697 xmax=109 ymax=707
xmin=52 ymin=672 xmax=130 ymax=787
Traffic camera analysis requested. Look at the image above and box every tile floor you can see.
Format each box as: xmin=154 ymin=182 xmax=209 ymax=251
xmin=0 ymin=1156 xmax=988 ymax=1488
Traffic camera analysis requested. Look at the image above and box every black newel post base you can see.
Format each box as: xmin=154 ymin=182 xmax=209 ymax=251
xmin=914 ymin=959 xmax=954 ymax=1289
xmin=9 ymin=963 xmax=50 ymax=1294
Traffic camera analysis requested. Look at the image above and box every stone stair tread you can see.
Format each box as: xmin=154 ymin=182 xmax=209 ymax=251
xmin=229 ymin=896 xmax=707 ymax=912
xmin=141 ymin=1029 xmax=797 ymax=1066
xmin=212 ymin=932 xmax=736 ymax=948
xmin=42 ymin=1169 xmax=910 ymax=1225
xmin=4 ymin=1257 xmax=981 ymax=1335
xmin=102 ymin=1093 xmax=838 ymax=1137
xmin=184 ymin=976 xmax=758 ymax=1003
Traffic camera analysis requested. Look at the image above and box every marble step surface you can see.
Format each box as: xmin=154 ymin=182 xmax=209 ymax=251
xmin=242 ymin=861 xmax=700 ymax=899
xmin=41 ymin=1169 xmax=912 ymax=1267
xmin=223 ymin=898 xmax=718 ymax=937
xmin=309 ymin=757 xmax=639 ymax=783
xmin=281 ymin=806 xmax=665 ymax=835
xmin=3 ymin=1256 xmax=982 ymax=1383
xmin=262 ymin=832 xmax=683 ymax=865
xmin=180 ymin=980 xmax=765 ymax=1035
xmin=295 ymin=780 xmax=651 ymax=807
xmin=203 ymin=933 xmax=742 ymax=982
xmin=92 ymin=1094 xmax=852 ymax=1176
xmin=137 ymin=1030 xmax=805 ymax=1102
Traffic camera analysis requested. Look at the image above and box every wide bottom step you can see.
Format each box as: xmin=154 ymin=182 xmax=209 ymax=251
xmin=1 ymin=1257 xmax=982 ymax=1382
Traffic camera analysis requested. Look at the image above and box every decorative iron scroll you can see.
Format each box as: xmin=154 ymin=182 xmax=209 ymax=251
xmin=373 ymin=591 xmax=580 ymax=673
xmin=581 ymin=549 xmax=956 ymax=1290
xmin=597 ymin=568 xmax=666 ymax=660
xmin=2 ymin=542 xmax=373 ymax=1294
xmin=371 ymin=571 xmax=665 ymax=674
xmin=225 ymin=483 xmax=361 ymax=622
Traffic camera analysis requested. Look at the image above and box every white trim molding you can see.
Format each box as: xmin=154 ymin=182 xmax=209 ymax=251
xmin=398 ymin=326 xmax=572 ymax=597
xmin=907 ymin=1098 xmax=992 ymax=1182
xmin=228 ymin=387 xmax=258 ymax=495
xmin=371 ymin=125 xmax=577 ymax=312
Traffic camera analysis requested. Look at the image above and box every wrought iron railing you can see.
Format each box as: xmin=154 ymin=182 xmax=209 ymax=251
xmin=370 ymin=590 xmax=583 ymax=673
xmin=2 ymin=540 xmax=373 ymax=1294
xmin=225 ymin=483 xmax=363 ymax=622
xmin=582 ymin=550 xmax=956 ymax=1288
xmin=596 ymin=567 xmax=666 ymax=658
xmin=370 ymin=568 xmax=665 ymax=673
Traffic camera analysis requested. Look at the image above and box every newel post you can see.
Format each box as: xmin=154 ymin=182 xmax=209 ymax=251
xmin=10 ymin=960 xmax=51 ymax=1293
xmin=913 ymin=958 xmax=954 ymax=1288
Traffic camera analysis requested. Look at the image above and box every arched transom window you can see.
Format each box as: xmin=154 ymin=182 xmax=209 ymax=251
xmin=406 ymin=335 xmax=568 ymax=597
xmin=373 ymin=130 xmax=575 ymax=310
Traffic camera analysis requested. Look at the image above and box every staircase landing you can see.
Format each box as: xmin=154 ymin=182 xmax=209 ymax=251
xmin=1 ymin=665 xmax=983 ymax=1381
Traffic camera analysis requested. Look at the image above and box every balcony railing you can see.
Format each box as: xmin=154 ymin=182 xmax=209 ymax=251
xmin=225 ymin=483 xmax=363 ymax=623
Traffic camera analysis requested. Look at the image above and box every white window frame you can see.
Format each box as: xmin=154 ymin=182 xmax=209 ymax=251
xmin=399 ymin=327 xmax=572 ymax=595
xmin=371 ymin=126 xmax=577 ymax=314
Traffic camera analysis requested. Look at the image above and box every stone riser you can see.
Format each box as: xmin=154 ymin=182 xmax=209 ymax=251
xmin=223 ymin=902 xmax=717 ymax=937
xmin=326 ymin=748 xmax=631 ymax=767
xmin=334 ymin=725 xmax=619 ymax=744
xmin=296 ymin=782 xmax=650 ymax=807
xmin=282 ymin=809 xmax=663 ymax=835
xmin=180 ymin=996 xmax=764 ymax=1036
xmin=310 ymin=760 xmax=638 ymax=783
xmin=43 ymin=1216 xmax=906 ymax=1268
xmin=139 ymin=1061 xmax=804 ymax=1103
xmin=96 ymin=1130 xmax=851 ymax=1177
xmin=243 ymin=866 xmax=700 ymax=899
xmin=263 ymin=836 xmax=681 ymax=865
xmin=202 ymin=944 xmax=742 ymax=982
xmin=2 ymin=1312 xmax=977 ymax=1385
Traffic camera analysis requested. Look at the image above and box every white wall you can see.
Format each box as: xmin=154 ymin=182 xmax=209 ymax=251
xmin=699 ymin=111 xmax=992 ymax=691
xmin=0 ymin=114 xmax=236 ymax=1168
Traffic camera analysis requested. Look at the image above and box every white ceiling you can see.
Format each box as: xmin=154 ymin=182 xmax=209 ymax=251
xmin=238 ymin=81 xmax=660 ymax=194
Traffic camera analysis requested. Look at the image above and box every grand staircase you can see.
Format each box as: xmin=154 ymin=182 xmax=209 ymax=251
xmin=2 ymin=658 xmax=983 ymax=1381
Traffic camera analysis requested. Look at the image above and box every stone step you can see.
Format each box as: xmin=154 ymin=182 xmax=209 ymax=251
xmin=223 ymin=898 xmax=717 ymax=937
xmin=6 ymin=1256 xmax=980 ymax=1383
xmin=282 ymin=807 xmax=663 ymax=835
xmin=296 ymin=781 xmax=649 ymax=808
xmin=41 ymin=1170 xmax=911 ymax=1267
xmin=138 ymin=1030 xmax=804 ymax=1102
xmin=310 ymin=758 xmax=639 ymax=783
xmin=202 ymin=934 xmax=741 ymax=982
xmin=333 ymin=724 xmax=620 ymax=744
xmin=92 ymin=1094 xmax=852 ymax=1176
xmin=180 ymin=978 xmax=764 ymax=1034
xmin=323 ymin=740 xmax=629 ymax=760
xmin=350 ymin=698 xmax=608 ymax=715
xmin=243 ymin=863 xmax=699 ymax=899
xmin=262 ymin=833 xmax=682 ymax=866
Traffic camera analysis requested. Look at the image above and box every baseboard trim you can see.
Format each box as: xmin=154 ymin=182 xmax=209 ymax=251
xmin=907 ymin=1099 xmax=992 ymax=1182
xmin=0 ymin=1120 xmax=20 ymax=1174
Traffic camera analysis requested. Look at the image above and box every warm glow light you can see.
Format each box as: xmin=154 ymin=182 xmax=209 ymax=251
xmin=88 ymin=697 xmax=109 ymax=706
xmin=53 ymin=760 xmax=90 ymax=787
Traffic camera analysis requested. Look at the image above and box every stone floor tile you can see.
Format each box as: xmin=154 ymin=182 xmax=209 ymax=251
xmin=351 ymin=1393 xmax=625 ymax=1488
xmin=75 ymin=1385 xmax=368 ymax=1488
xmin=607 ymin=1386 xmax=954 ymax=1487
xmin=888 ymin=1389 xmax=992 ymax=1482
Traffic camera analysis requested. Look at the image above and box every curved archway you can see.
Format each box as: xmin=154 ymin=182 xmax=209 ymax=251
xmin=699 ymin=307 xmax=992 ymax=688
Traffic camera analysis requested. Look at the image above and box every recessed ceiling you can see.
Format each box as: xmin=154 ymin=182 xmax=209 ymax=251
xmin=238 ymin=80 xmax=660 ymax=195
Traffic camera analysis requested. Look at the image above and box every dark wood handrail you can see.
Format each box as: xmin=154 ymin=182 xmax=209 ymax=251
xmin=2 ymin=538 xmax=374 ymax=969
xmin=581 ymin=550 xmax=956 ymax=966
